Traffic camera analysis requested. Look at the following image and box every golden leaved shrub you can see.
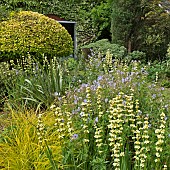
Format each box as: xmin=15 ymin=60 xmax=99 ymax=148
xmin=0 ymin=11 xmax=73 ymax=61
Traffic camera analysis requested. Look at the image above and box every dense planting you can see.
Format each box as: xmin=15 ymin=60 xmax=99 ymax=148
xmin=0 ymin=1 xmax=170 ymax=169
xmin=0 ymin=51 xmax=169 ymax=169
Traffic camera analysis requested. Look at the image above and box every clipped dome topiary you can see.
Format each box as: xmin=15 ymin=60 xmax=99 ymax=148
xmin=0 ymin=11 xmax=73 ymax=61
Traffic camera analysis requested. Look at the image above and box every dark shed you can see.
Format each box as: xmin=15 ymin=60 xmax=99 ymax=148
xmin=46 ymin=14 xmax=77 ymax=58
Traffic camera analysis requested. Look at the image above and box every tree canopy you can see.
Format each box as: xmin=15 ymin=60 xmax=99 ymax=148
xmin=109 ymin=0 xmax=170 ymax=60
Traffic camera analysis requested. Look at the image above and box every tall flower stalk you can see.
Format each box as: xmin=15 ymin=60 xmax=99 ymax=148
xmin=108 ymin=93 xmax=124 ymax=170
xmin=155 ymin=111 xmax=166 ymax=169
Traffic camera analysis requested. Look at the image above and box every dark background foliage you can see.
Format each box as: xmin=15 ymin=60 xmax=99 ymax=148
xmin=0 ymin=0 xmax=169 ymax=61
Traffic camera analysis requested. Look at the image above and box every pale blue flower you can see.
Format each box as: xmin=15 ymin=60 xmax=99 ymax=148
xmin=72 ymin=134 xmax=78 ymax=140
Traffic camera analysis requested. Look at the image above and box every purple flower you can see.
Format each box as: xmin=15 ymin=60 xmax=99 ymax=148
xmin=74 ymin=99 xmax=78 ymax=104
xmin=161 ymin=87 xmax=165 ymax=91
xmin=72 ymin=107 xmax=81 ymax=115
xmin=15 ymin=69 xmax=19 ymax=75
xmin=152 ymin=94 xmax=156 ymax=99
xmin=81 ymin=83 xmax=88 ymax=88
xmin=90 ymin=85 xmax=96 ymax=91
xmin=122 ymin=100 xmax=126 ymax=106
xmin=58 ymin=97 xmax=62 ymax=101
xmin=122 ymin=78 xmax=125 ymax=83
xmin=141 ymin=67 xmax=145 ymax=72
xmin=72 ymin=110 xmax=76 ymax=115
xmin=94 ymin=117 xmax=99 ymax=123
xmin=72 ymin=134 xmax=78 ymax=140
xmin=97 ymin=75 xmax=103 ymax=81
xmin=83 ymin=99 xmax=87 ymax=103
xmin=164 ymin=105 xmax=168 ymax=109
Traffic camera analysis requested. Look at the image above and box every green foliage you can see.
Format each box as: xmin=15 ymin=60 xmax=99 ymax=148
xmin=0 ymin=11 xmax=73 ymax=61
xmin=110 ymin=0 xmax=143 ymax=48
xmin=141 ymin=0 xmax=170 ymax=61
xmin=0 ymin=0 xmax=169 ymax=60
xmin=82 ymin=39 xmax=126 ymax=59
xmin=91 ymin=1 xmax=111 ymax=39
xmin=167 ymin=43 xmax=170 ymax=59
xmin=3 ymin=56 xmax=63 ymax=111
xmin=64 ymin=57 xmax=78 ymax=71
xmin=110 ymin=0 xmax=170 ymax=61
xmin=0 ymin=0 xmax=104 ymax=47
xmin=126 ymin=50 xmax=146 ymax=62
xmin=0 ymin=5 xmax=10 ymax=22
xmin=146 ymin=60 xmax=170 ymax=87
xmin=0 ymin=61 xmax=18 ymax=110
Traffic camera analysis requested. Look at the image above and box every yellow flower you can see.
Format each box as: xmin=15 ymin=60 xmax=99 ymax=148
xmin=113 ymin=162 xmax=119 ymax=167
xmin=120 ymin=152 xmax=125 ymax=156
xmin=84 ymin=139 xmax=89 ymax=143
xmin=156 ymin=152 xmax=160 ymax=157
xmin=155 ymin=129 xmax=160 ymax=134
xmin=144 ymin=140 xmax=150 ymax=144
xmin=134 ymin=141 xmax=140 ymax=145
xmin=96 ymin=143 xmax=102 ymax=147
xmin=135 ymin=145 xmax=140 ymax=150
xmin=156 ymin=147 xmax=163 ymax=152
xmin=140 ymin=163 xmax=144 ymax=167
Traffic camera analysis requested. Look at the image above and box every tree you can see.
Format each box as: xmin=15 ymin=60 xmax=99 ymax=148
xmin=109 ymin=0 xmax=170 ymax=61
xmin=141 ymin=0 xmax=170 ymax=60
xmin=109 ymin=0 xmax=148 ymax=52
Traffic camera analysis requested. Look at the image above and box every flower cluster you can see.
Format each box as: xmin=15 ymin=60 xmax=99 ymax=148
xmin=94 ymin=86 xmax=104 ymax=153
xmin=155 ymin=111 xmax=166 ymax=163
xmin=53 ymin=106 xmax=66 ymax=139
xmin=133 ymin=129 xmax=142 ymax=168
xmin=108 ymin=93 xmax=124 ymax=170
xmin=139 ymin=117 xmax=150 ymax=168
xmin=124 ymin=93 xmax=135 ymax=127
xmin=52 ymin=96 xmax=75 ymax=140
xmin=37 ymin=112 xmax=45 ymax=145
xmin=104 ymin=50 xmax=113 ymax=72
xmin=80 ymin=86 xmax=92 ymax=143
xmin=132 ymin=99 xmax=150 ymax=169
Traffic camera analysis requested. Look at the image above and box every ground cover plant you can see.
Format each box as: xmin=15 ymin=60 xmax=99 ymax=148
xmin=0 ymin=50 xmax=169 ymax=169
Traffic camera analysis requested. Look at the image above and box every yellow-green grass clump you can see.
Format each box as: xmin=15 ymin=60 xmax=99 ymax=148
xmin=0 ymin=11 xmax=73 ymax=61
xmin=0 ymin=110 xmax=63 ymax=170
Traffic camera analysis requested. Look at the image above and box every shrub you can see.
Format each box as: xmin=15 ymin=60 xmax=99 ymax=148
xmin=82 ymin=39 xmax=126 ymax=59
xmin=0 ymin=11 xmax=73 ymax=62
xmin=126 ymin=50 xmax=146 ymax=63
